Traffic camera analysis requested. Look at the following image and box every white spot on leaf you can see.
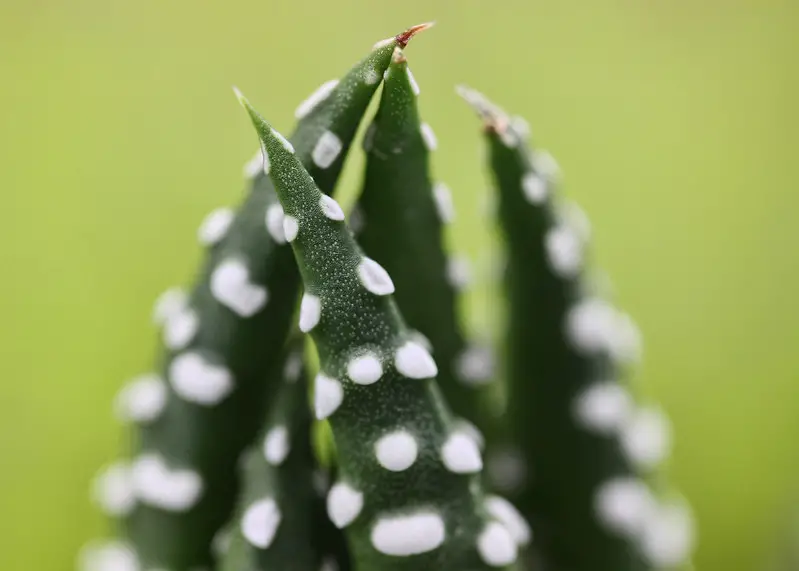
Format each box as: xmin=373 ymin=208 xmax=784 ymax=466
xmin=620 ymin=406 xmax=672 ymax=470
xmin=152 ymin=287 xmax=188 ymax=326
xmin=357 ymin=257 xmax=394 ymax=295
xmin=299 ymin=293 xmax=321 ymax=333
xmin=370 ymin=511 xmax=446 ymax=556
xmin=313 ymin=131 xmax=343 ymax=169
xmin=114 ymin=374 xmax=167 ymax=424
xmin=521 ymin=172 xmax=547 ymax=204
xmin=319 ymin=194 xmax=345 ymax=221
xmin=485 ymin=496 xmax=531 ymax=545
xmin=295 ymin=79 xmax=339 ymax=119
xmin=595 ymin=477 xmax=654 ymax=537
xmin=265 ymin=203 xmax=287 ymax=244
xmin=131 ymin=454 xmax=203 ymax=512
xmin=420 ymin=122 xmax=437 ymax=151
xmin=270 ymin=128 xmax=295 ymax=153
xmin=406 ymin=66 xmax=420 ymax=95
xmin=446 ymin=255 xmax=472 ymax=291
xmin=545 ymin=224 xmax=583 ymax=278
xmin=375 ymin=430 xmax=418 ymax=472
xmin=283 ymin=215 xmax=299 ymax=242
xmin=394 ymin=341 xmax=438 ymax=379
xmin=163 ymin=305 xmax=199 ymax=350
xmin=197 ymin=208 xmax=234 ymax=246
xmin=241 ymin=497 xmax=281 ymax=549
xmin=92 ymin=462 xmax=136 ymax=516
xmin=78 ymin=541 xmax=139 ymax=571
xmin=347 ymin=352 xmax=383 ymax=385
xmin=477 ymin=521 xmax=518 ymax=566
xmin=327 ymin=482 xmax=363 ymax=528
xmin=210 ymin=258 xmax=268 ymax=317
xmin=243 ymin=148 xmax=264 ymax=178
xmin=455 ymin=344 xmax=495 ymax=385
xmin=169 ymin=351 xmax=233 ymax=405
xmin=639 ymin=499 xmax=696 ymax=567
xmin=574 ymin=382 xmax=632 ymax=435
xmin=432 ymin=182 xmax=455 ymax=223
xmin=314 ymin=373 xmax=344 ymax=419
xmin=263 ymin=425 xmax=290 ymax=466
xmin=441 ymin=430 xmax=482 ymax=473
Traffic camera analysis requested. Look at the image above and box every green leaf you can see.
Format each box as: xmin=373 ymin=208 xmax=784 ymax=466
xmin=236 ymin=89 xmax=521 ymax=571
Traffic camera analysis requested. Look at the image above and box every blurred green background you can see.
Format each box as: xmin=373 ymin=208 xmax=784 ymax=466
xmin=1 ymin=0 xmax=797 ymax=569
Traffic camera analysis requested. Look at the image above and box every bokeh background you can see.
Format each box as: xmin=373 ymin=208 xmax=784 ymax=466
xmin=1 ymin=1 xmax=797 ymax=569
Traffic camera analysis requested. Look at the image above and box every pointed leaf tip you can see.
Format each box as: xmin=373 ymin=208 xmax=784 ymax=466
xmin=456 ymin=84 xmax=512 ymax=133
xmin=396 ymin=21 xmax=436 ymax=47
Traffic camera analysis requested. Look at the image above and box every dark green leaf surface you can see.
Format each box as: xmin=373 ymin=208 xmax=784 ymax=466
xmin=237 ymin=86 xmax=521 ymax=571
xmin=356 ymin=53 xmax=494 ymax=446
xmin=461 ymin=86 xmax=692 ymax=571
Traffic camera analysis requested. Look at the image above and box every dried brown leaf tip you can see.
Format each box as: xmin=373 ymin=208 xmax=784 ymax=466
xmin=374 ymin=21 xmax=435 ymax=50
xmin=456 ymin=85 xmax=520 ymax=147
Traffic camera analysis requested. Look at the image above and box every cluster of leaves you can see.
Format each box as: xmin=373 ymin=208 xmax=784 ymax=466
xmin=80 ymin=23 xmax=695 ymax=571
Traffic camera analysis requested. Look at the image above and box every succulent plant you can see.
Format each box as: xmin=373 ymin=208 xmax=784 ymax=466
xmin=80 ymin=22 xmax=695 ymax=571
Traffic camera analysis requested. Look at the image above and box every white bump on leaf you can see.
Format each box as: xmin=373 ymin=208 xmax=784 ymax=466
xmin=373 ymin=37 xmax=395 ymax=50
xmin=283 ymin=215 xmax=299 ymax=242
xmin=357 ymin=257 xmax=395 ymax=295
xmin=283 ymin=351 xmax=303 ymax=383
xmin=299 ymin=293 xmax=322 ymax=333
xmin=241 ymin=498 xmax=282 ymax=549
xmin=295 ymin=79 xmax=339 ymax=119
xmin=78 ymin=541 xmax=139 ymax=571
xmin=327 ymin=482 xmax=363 ymax=528
xmin=640 ymin=500 xmax=696 ymax=567
xmin=595 ymin=477 xmax=655 ymax=537
xmin=477 ymin=521 xmax=518 ymax=566
xmin=347 ymin=352 xmax=383 ymax=385
xmin=620 ymin=406 xmax=672 ymax=470
xmin=210 ymin=258 xmax=268 ymax=317
xmin=446 ymin=255 xmax=472 ymax=291
xmin=265 ymin=203 xmax=287 ymax=244
xmin=375 ymin=430 xmax=418 ymax=472
xmin=197 ymin=208 xmax=234 ymax=246
xmin=114 ymin=374 xmax=167 ymax=424
xmin=92 ymin=462 xmax=136 ymax=516
xmin=362 ymin=123 xmax=377 ymax=153
xmin=521 ymin=172 xmax=547 ymax=204
xmin=312 ymin=131 xmax=343 ymax=169
xmin=441 ymin=430 xmax=483 ymax=473
xmin=545 ymin=224 xmax=583 ymax=278
xmin=152 ymin=287 xmax=188 ymax=326
xmin=349 ymin=205 xmax=365 ymax=234
xmin=261 ymin=144 xmax=271 ymax=174
xmin=485 ymin=496 xmax=531 ymax=545
xmin=263 ymin=425 xmax=290 ymax=466
xmin=454 ymin=418 xmax=485 ymax=450
xmin=370 ymin=511 xmax=446 ymax=556
xmin=163 ymin=305 xmax=199 ymax=350
xmin=432 ymin=182 xmax=455 ymax=223
xmin=486 ymin=446 xmax=527 ymax=493
xmin=271 ymin=128 xmax=295 ymax=153
xmin=511 ymin=115 xmax=530 ymax=139
xmin=533 ymin=150 xmax=560 ymax=179
xmin=455 ymin=344 xmax=495 ymax=385
xmin=420 ymin=123 xmax=437 ymax=151
xmin=211 ymin=528 xmax=232 ymax=557
xmin=131 ymin=454 xmax=203 ymax=512
xmin=565 ymin=298 xmax=617 ymax=354
xmin=320 ymin=557 xmax=339 ymax=571
xmin=169 ymin=352 xmax=233 ymax=405
xmin=573 ymin=382 xmax=633 ymax=435
xmin=394 ymin=341 xmax=438 ymax=379
xmin=406 ymin=66 xmax=420 ymax=95
xmin=243 ymin=148 xmax=264 ymax=178
xmin=314 ymin=373 xmax=344 ymax=419
xmin=319 ymin=194 xmax=345 ymax=221
xmin=363 ymin=67 xmax=380 ymax=85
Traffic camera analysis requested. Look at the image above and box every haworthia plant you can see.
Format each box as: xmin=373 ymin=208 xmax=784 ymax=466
xmin=458 ymin=86 xmax=694 ymax=571
xmin=83 ymin=22 xmax=696 ymax=571
xmin=356 ymin=51 xmax=494 ymax=442
xmin=90 ymin=28 xmax=424 ymax=571
xmin=236 ymin=79 xmax=527 ymax=570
